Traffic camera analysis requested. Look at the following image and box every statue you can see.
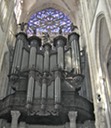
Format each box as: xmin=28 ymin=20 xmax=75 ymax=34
xmin=59 ymin=26 xmax=63 ymax=34
xmin=18 ymin=22 xmax=28 ymax=31
xmin=70 ymin=23 xmax=78 ymax=32
xmin=42 ymin=32 xmax=50 ymax=43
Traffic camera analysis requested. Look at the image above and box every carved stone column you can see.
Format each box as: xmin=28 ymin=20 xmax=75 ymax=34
xmin=54 ymin=36 xmax=66 ymax=69
xmin=68 ymin=111 xmax=77 ymax=128
xmin=11 ymin=111 xmax=21 ymax=128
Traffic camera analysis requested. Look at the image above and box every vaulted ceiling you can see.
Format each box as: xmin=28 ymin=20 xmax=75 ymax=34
xmin=15 ymin=0 xmax=81 ymax=25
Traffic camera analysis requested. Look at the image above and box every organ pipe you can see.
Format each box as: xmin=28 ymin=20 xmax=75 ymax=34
xmin=53 ymin=36 xmax=67 ymax=69
xmin=65 ymin=48 xmax=72 ymax=71
xmin=9 ymin=24 xmax=83 ymax=115
xmin=55 ymin=70 xmax=61 ymax=109
xmin=41 ymin=73 xmax=47 ymax=109
xmin=11 ymin=33 xmax=27 ymax=74
xmin=50 ymin=53 xmax=57 ymax=72
xmin=36 ymin=54 xmax=43 ymax=73
xmin=43 ymin=43 xmax=51 ymax=72
xmin=68 ymin=32 xmax=81 ymax=74
xmin=27 ymin=36 xmax=41 ymax=106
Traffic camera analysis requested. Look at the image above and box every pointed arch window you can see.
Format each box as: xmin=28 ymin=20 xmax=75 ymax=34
xmin=27 ymin=8 xmax=72 ymax=35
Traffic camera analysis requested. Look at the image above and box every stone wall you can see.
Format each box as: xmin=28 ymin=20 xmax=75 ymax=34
xmin=0 ymin=0 xmax=17 ymax=99
xmin=86 ymin=0 xmax=99 ymax=24
xmin=80 ymin=0 xmax=111 ymax=127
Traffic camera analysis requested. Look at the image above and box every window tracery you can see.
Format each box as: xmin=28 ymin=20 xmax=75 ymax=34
xmin=27 ymin=8 xmax=72 ymax=36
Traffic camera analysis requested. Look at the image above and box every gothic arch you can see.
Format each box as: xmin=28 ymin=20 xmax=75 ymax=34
xmin=95 ymin=13 xmax=111 ymax=76
xmin=107 ymin=47 xmax=111 ymax=84
xmin=95 ymin=13 xmax=111 ymax=104
xmin=25 ymin=3 xmax=75 ymax=23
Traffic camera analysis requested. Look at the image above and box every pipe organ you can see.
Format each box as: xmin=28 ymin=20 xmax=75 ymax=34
xmin=0 ymin=24 xmax=94 ymax=126
xmin=15 ymin=32 xmax=81 ymax=111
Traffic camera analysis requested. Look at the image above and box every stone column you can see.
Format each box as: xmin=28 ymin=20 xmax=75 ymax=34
xmin=43 ymin=43 xmax=51 ymax=72
xmin=53 ymin=36 xmax=67 ymax=69
xmin=68 ymin=111 xmax=77 ymax=128
xmin=68 ymin=32 xmax=81 ymax=74
xmin=11 ymin=111 xmax=21 ymax=128
xmin=55 ymin=70 xmax=61 ymax=109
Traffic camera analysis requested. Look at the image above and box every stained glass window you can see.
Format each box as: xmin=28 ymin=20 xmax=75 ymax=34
xmin=27 ymin=8 xmax=72 ymax=35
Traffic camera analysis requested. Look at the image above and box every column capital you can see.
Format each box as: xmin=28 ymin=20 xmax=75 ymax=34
xmin=68 ymin=111 xmax=78 ymax=121
xmin=11 ymin=110 xmax=21 ymax=119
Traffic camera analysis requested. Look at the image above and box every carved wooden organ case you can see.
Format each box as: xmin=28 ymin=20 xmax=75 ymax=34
xmin=0 ymin=26 xmax=94 ymax=125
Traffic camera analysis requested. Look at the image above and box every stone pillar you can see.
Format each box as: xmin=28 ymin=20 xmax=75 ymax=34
xmin=43 ymin=43 xmax=51 ymax=72
xmin=68 ymin=32 xmax=81 ymax=74
xmin=68 ymin=111 xmax=78 ymax=128
xmin=55 ymin=70 xmax=61 ymax=109
xmin=11 ymin=111 xmax=21 ymax=128
xmin=53 ymin=36 xmax=66 ymax=69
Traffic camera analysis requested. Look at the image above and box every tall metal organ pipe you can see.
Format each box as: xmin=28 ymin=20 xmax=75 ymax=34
xmin=18 ymin=35 xmax=29 ymax=91
xmin=41 ymin=77 xmax=47 ymax=109
xmin=26 ymin=36 xmax=41 ymax=107
xmin=54 ymin=70 xmax=61 ymax=109
xmin=68 ymin=32 xmax=81 ymax=74
xmin=11 ymin=32 xmax=27 ymax=74
xmin=53 ymin=36 xmax=66 ymax=109
xmin=43 ymin=43 xmax=51 ymax=72
xmin=53 ymin=36 xmax=67 ymax=69
xmin=34 ymin=38 xmax=41 ymax=99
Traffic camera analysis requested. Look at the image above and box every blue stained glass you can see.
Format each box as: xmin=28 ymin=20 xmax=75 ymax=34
xmin=27 ymin=8 xmax=72 ymax=35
